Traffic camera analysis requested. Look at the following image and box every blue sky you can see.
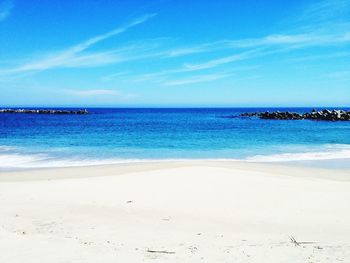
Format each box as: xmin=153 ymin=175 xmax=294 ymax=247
xmin=0 ymin=0 xmax=349 ymax=107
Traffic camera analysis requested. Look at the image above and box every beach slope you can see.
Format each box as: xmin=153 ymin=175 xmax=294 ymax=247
xmin=0 ymin=161 xmax=349 ymax=262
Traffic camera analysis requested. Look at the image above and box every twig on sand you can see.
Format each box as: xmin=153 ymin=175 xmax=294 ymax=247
xmin=290 ymin=236 xmax=316 ymax=246
xmin=147 ymin=249 xmax=176 ymax=254
xmin=290 ymin=236 xmax=300 ymax=246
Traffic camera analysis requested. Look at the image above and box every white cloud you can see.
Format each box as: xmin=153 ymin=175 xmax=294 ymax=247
xmin=128 ymin=30 xmax=350 ymax=84
xmin=228 ymin=32 xmax=350 ymax=49
xmin=299 ymin=0 xmax=350 ymax=24
xmin=65 ymin=13 xmax=156 ymax=55
xmin=291 ymin=51 xmax=350 ymax=62
xmin=2 ymin=0 xmax=350 ymax=90
xmin=161 ymin=41 xmax=230 ymax=58
xmin=183 ymin=49 xmax=263 ymax=71
xmin=101 ymin=71 xmax=131 ymax=81
xmin=164 ymin=73 xmax=232 ymax=86
xmin=66 ymin=89 xmax=118 ymax=97
xmin=0 ymin=13 xmax=156 ymax=75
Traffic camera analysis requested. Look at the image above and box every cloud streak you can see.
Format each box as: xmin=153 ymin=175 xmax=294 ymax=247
xmin=290 ymin=51 xmax=350 ymax=62
xmin=124 ymin=31 xmax=350 ymax=84
xmin=0 ymin=0 xmax=14 ymax=22
xmin=228 ymin=32 xmax=350 ymax=49
xmin=0 ymin=13 xmax=156 ymax=75
xmin=299 ymin=0 xmax=350 ymax=25
xmin=164 ymin=72 xmax=232 ymax=86
xmin=2 ymin=0 xmax=350 ymax=91
xmin=66 ymin=89 xmax=118 ymax=97
xmin=183 ymin=49 xmax=262 ymax=71
xmin=60 ymin=89 xmax=137 ymax=102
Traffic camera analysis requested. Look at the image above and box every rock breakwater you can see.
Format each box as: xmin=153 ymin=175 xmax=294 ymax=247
xmin=0 ymin=109 xmax=89 ymax=115
xmin=239 ymin=109 xmax=350 ymax=121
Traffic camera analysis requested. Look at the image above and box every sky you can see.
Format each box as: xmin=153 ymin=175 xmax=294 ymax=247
xmin=0 ymin=0 xmax=349 ymax=107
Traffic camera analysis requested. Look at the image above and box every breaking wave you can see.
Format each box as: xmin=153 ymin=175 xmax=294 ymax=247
xmin=1 ymin=144 xmax=350 ymax=170
xmin=245 ymin=144 xmax=350 ymax=162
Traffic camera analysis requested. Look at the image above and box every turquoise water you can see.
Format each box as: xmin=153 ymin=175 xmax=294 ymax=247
xmin=1 ymin=108 xmax=350 ymax=169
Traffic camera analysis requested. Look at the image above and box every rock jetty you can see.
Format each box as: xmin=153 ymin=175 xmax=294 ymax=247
xmin=0 ymin=109 xmax=89 ymax=115
xmin=239 ymin=109 xmax=350 ymax=121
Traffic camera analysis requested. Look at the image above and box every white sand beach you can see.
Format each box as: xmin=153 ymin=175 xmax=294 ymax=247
xmin=0 ymin=161 xmax=349 ymax=262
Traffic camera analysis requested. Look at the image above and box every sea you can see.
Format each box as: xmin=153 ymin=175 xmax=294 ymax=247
xmin=1 ymin=108 xmax=350 ymax=170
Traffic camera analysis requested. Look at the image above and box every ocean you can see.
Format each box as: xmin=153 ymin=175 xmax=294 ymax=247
xmin=1 ymin=108 xmax=350 ymax=170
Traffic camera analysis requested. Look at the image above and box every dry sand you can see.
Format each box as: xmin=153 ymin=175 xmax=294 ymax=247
xmin=0 ymin=161 xmax=349 ymax=262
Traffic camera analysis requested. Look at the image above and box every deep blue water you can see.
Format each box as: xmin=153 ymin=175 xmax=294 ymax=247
xmin=1 ymin=108 xmax=350 ymax=169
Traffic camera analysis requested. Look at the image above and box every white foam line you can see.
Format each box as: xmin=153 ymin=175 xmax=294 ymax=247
xmin=1 ymin=144 xmax=350 ymax=169
xmin=0 ymin=155 xmax=240 ymax=169
xmin=246 ymin=150 xmax=350 ymax=162
xmin=0 ymin=145 xmax=18 ymax=151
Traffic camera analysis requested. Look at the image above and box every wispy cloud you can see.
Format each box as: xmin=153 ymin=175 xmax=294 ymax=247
xmin=161 ymin=41 xmax=232 ymax=58
xmin=289 ymin=0 xmax=350 ymax=39
xmin=161 ymin=30 xmax=350 ymax=59
xmin=101 ymin=71 xmax=131 ymax=81
xmin=3 ymin=0 xmax=350 ymax=92
xmin=128 ymin=64 xmax=259 ymax=86
xmin=107 ymin=33 xmax=349 ymax=86
xmin=227 ymin=32 xmax=350 ymax=49
xmin=0 ymin=13 xmax=156 ymax=75
xmin=183 ymin=49 xmax=262 ymax=71
xmin=0 ymin=0 xmax=14 ymax=22
xmin=126 ymin=13 xmax=350 ymax=85
xmin=65 ymin=89 xmax=118 ymax=97
xmin=164 ymin=72 xmax=232 ymax=86
xmin=290 ymin=51 xmax=350 ymax=62
xmin=105 ymin=35 xmax=325 ymax=83
xmin=59 ymin=89 xmax=137 ymax=103
xmin=299 ymin=0 xmax=350 ymax=25
xmin=64 ymin=13 xmax=156 ymax=55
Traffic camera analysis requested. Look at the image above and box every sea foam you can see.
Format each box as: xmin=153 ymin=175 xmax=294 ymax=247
xmin=1 ymin=144 xmax=350 ymax=170
xmin=246 ymin=144 xmax=350 ymax=162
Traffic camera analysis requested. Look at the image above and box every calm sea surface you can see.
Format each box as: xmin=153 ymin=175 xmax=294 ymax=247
xmin=1 ymin=108 xmax=350 ymax=169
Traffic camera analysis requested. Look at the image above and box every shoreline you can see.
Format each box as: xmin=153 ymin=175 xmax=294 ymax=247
xmin=1 ymin=159 xmax=349 ymax=182
xmin=2 ymin=142 xmax=350 ymax=171
xmin=2 ymin=154 xmax=350 ymax=172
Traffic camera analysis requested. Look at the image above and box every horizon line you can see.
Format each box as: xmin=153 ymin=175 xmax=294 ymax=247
xmin=0 ymin=105 xmax=349 ymax=109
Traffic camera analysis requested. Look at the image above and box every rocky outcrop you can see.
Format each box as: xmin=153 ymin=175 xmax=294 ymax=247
xmin=240 ymin=109 xmax=350 ymax=121
xmin=303 ymin=109 xmax=350 ymax=121
xmin=259 ymin=111 xmax=304 ymax=120
xmin=0 ymin=109 xmax=89 ymax=115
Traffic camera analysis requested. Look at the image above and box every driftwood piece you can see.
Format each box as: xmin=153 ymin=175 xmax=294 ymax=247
xmin=147 ymin=249 xmax=176 ymax=254
xmin=290 ymin=236 xmax=316 ymax=246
